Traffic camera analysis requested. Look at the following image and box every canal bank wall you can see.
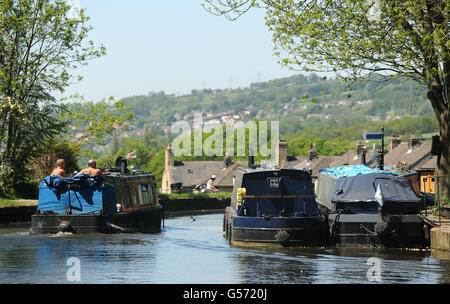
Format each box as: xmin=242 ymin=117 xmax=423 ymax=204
xmin=431 ymin=226 xmax=450 ymax=259
xmin=0 ymin=205 xmax=37 ymax=228
xmin=0 ymin=198 xmax=231 ymax=227
xmin=160 ymin=197 xmax=230 ymax=217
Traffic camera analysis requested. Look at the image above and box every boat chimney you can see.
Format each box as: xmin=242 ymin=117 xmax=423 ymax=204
xmin=376 ymin=149 xmax=383 ymax=170
xmin=115 ymin=157 xmax=128 ymax=174
xmin=248 ymin=149 xmax=255 ymax=168
xmin=355 ymin=141 xmax=364 ymax=155
xmin=277 ymin=139 xmax=288 ymax=169
xmin=360 ymin=147 xmax=367 ymax=165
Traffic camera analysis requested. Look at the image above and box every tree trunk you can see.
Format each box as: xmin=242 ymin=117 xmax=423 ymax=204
xmin=427 ymin=77 xmax=450 ymax=203
xmin=437 ymin=119 xmax=450 ymax=203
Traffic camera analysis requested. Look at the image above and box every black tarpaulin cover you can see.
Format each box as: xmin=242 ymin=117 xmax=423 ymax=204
xmin=333 ymin=173 xmax=420 ymax=203
xmin=316 ymin=170 xmax=421 ymax=214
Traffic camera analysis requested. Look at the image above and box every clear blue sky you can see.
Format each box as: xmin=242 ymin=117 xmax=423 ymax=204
xmin=62 ymin=0 xmax=299 ymax=101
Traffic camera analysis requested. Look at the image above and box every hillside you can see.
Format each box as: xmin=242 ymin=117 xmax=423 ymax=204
xmin=121 ymin=73 xmax=433 ymax=136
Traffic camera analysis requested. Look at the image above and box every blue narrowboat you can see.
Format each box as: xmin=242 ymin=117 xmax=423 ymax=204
xmin=224 ymin=168 xmax=328 ymax=247
xmin=315 ymin=165 xmax=434 ymax=248
xmin=30 ymin=159 xmax=163 ymax=234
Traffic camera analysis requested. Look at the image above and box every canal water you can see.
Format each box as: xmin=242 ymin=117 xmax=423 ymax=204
xmin=0 ymin=213 xmax=449 ymax=284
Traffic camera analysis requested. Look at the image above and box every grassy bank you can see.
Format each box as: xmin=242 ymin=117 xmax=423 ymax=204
xmin=158 ymin=192 xmax=232 ymax=200
xmin=0 ymin=198 xmax=38 ymax=208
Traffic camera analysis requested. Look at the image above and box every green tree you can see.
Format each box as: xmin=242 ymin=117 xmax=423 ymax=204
xmin=33 ymin=138 xmax=81 ymax=178
xmin=144 ymin=124 xmax=157 ymax=146
xmin=63 ymin=96 xmax=136 ymax=158
xmin=204 ymin=0 xmax=450 ymax=195
xmin=110 ymin=131 xmax=121 ymax=156
xmin=0 ymin=0 xmax=105 ymax=196
xmin=112 ymin=137 xmax=153 ymax=171
xmin=147 ymin=149 xmax=165 ymax=189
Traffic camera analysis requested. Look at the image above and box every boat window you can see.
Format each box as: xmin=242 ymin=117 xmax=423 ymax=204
xmin=138 ymin=184 xmax=154 ymax=206
xmin=123 ymin=183 xmax=132 ymax=208
xmin=130 ymin=184 xmax=138 ymax=207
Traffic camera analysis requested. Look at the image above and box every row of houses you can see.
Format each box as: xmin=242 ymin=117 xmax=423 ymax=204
xmin=161 ymin=135 xmax=437 ymax=194
xmin=296 ymin=135 xmax=435 ymax=176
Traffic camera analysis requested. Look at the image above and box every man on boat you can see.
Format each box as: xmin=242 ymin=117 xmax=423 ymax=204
xmin=78 ymin=159 xmax=104 ymax=179
xmin=50 ymin=159 xmax=68 ymax=178
xmin=206 ymin=175 xmax=219 ymax=192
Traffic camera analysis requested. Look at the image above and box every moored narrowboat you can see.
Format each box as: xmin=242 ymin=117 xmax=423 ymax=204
xmin=224 ymin=168 xmax=328 ymax=247
xmin=315 ymin=165 xmax=434 ymax=248
xmin=31 ymin=159 xmax=163 ymax=234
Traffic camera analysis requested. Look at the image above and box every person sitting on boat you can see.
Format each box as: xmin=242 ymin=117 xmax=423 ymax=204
xmin=206 ymin=175 xmax=219 ymax=192
xmin=50 ymin=159 xmax=68 ymax=178
xmin=77 ymin=159 xmax=104 ymax=180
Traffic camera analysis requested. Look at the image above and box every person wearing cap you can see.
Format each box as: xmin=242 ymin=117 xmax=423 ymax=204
xmin=78 ymin=159 xmax=104 ymax=179
xmin=206 ymin=175 xmax=219 ymax=192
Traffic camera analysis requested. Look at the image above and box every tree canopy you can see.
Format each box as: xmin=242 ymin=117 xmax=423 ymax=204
xmin=0 ymin=0 xmax=104 ymax=196
xmin=204 ymin=0 xmax=450 ymax=195
xmin=64 ymin=96 xmax=136 ymax=146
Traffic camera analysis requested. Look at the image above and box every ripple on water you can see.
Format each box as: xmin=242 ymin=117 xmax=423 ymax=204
xmin=0 ymin=213 xmax=448 ymax=284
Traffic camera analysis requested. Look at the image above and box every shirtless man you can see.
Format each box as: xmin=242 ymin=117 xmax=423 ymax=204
xmin=78 ymin=159 xmax=103 ymax=178
xmin=50 ymin=159 xmax=68 ymax=177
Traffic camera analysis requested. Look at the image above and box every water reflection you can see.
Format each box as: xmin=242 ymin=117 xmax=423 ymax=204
xmin=438 ymin=260 xmax=450 ymax=283
xmin=0 ymin=214 xmax=448 ymax=284
xmin=235 ymin=251 xmax=318 ymax=284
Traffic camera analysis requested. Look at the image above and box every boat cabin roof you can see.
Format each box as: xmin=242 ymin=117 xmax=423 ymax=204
xmin=231 ymin=167 xmax=318 ymax=215
xmin=105 ymin=171 xmax=155 ymax=181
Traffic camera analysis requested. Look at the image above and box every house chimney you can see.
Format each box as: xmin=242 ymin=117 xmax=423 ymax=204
xmin=162 ymin=144 xmax=175 ymax=194
xmin=165 ymin=144 xmax=174 ymax=168
xmin=407 ymin=134 xmax=420 ymax=150
xmin=307 ymin=142 xmax=317 ymax=161
xmin=277 ymin=139 xmax=288 ymax=168
xmin=389 ymin=134 xmax=401 ymax=151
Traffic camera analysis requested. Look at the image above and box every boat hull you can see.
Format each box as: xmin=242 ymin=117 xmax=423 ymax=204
xmin=224 ymin=211 xmax=329 ymax=247
xmin=30 ymin=205 xmax=163 ymax=234
xmin=328 ymin=213 xmax=430 ymax=248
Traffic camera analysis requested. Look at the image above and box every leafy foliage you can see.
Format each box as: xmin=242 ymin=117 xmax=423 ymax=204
xmin=33 ymin=138 xmax=81 ymax=178
xmin=0 ymin=0 xmax=104 ymax=197
xmin=63 ymin=95 xmax=136 ymax=160
xmin=203 ymin=0 xmax=450 ymax=194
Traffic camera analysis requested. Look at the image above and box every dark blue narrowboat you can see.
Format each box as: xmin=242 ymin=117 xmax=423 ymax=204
xmin=30 ymin=159 xmax=163 ymax=234
xmin=315 ymin=165 xmax=434 ymax=248
xmin=223 ymin=168 xmax=328 ymax=247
